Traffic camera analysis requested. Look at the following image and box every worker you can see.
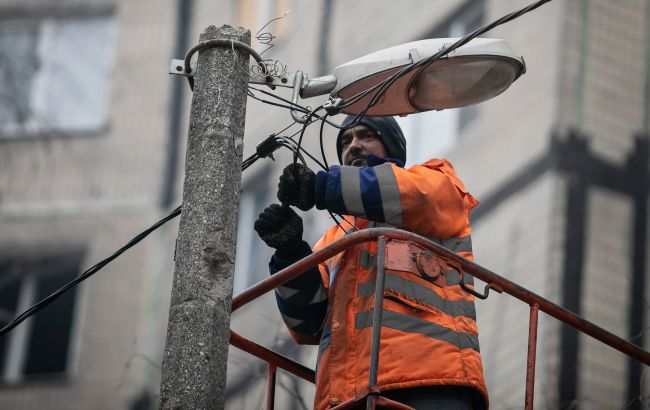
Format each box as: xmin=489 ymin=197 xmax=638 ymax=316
xmin=254 ymin=115 xmax=488 ymax=409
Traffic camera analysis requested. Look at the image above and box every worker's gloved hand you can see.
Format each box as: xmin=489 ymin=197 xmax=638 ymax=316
xmin=254 ymin=204 xmax=303 ymax=255
xmin=277 ymin=163 xmax=316 ymax=211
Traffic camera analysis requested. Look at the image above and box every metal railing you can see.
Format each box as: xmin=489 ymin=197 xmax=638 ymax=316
xmin=229 ymin=228 xmax=650 ymax=410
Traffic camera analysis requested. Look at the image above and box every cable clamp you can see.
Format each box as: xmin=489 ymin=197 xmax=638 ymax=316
xmin=323 ymin=97 xmax=343 ymax=115
xmin=255 ymin=134 xmax=281 ymax=160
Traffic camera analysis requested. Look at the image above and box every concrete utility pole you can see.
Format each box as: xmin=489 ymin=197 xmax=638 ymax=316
xmin=159 ymin=25 xmax=250 ymax=410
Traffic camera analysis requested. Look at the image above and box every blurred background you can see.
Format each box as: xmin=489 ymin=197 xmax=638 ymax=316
xmin=0 ymin=0 xmax=648 ymax=408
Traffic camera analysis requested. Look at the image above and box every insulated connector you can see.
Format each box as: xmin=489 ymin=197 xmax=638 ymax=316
xmin=256 ymin=134 xmax=281 ymax=160
xmin=323 ymin=97 xmax=343 ymax=115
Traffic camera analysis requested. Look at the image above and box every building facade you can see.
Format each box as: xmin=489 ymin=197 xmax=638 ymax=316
xmin=0 ymin=0 xmax=648 ymax=409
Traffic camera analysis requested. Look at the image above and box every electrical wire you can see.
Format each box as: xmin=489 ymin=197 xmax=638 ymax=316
xmin=318 ymin=113 xmax=330 ymax=170
xmin=0 ymin=206 xmax=182 ymax=337
xmin=246 ymin=87 xmax=332 ymax=172
xmin=263 ymin=110 xmax=353 ymax=234
xmin=249 ymin=87 xmax=309 ymax=112
xmin=0 ymin=130 xmax=304 ymax=338
xmin=292 ymin=105 xmax=324 ymax=167
xmin=248 ymin=86 xmax=344 ymax=129
xmin=247 ymin=89 xmax=311 ymax=113
xmin=273 ymin=120 xmax=298 ymax=137
xmin=255 ymin=10 xmax=291 ymax=56
xmin=277 ymin=136 xmax=327 ymax=171
xmin=336 ymin=0 xmax=552 ymax=128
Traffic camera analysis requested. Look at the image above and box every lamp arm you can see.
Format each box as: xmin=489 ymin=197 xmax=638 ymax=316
xmin=290 ymin=71 xmax=307 ymax=123
xmin=301 ymin=74 xmax=337 ymax=98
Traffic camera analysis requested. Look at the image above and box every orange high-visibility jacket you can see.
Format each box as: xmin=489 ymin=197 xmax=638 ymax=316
xmin=273 ymin=158 xmax=488 ymax=409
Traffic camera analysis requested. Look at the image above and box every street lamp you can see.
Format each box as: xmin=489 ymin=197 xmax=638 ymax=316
xmin=172 ymin=37 xmax=525 ymax=119
xmin=300 ymin=38 xmax=525 ymax=116
xmin=251 ymin=37 xmax=525 ymax=118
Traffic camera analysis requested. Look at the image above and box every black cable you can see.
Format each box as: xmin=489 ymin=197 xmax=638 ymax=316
xmin=274 ymin=121 xmax=298 ymax=137
xmin=277 ymin=137 xmax=327 ymax=171
xmin=337 ymin=0 xmax=552 ymax=123
xmin=246 ymin=86 xmax=346 ymax=169
xmin=0 ymin=206 xmax=182 ymax=337
xmin=298 ymin=145 xmax=327 ymax=171
xmin=292 ymin=105 xmax=324 ymax=168
xmin=277 ymin=141 xmax=307 ymax=165
xmin=248 ymin=86 xmax=345 ymax=129
xmin=247 ymin=90 xmax=310 ymax=113
xmin=249 ymin=86 xmax=310 ymax=112
xmin=319 ymin=114 xmax=330 ymax=170
xmin=244 ymin=94 xmax=329 ymax=172
xmin=0 ymin=130 xmax=301 ymax=338
xmin=328 ymin=210 xmax=348 ymax=234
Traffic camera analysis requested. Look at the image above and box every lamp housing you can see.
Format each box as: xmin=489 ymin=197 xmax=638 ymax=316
xmin=320 ymin=38 xmax=525 ymax=116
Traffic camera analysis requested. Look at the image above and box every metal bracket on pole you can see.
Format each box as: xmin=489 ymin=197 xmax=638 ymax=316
xmin=249 ymin=71 xmax=297 ymax=89
xmin=170 ymin=58 xmax=300 ymax=89
xmin=169 ymin=58 xmax=195 ymax=77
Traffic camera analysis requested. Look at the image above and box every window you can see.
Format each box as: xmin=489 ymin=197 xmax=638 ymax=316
xmin=0 ymin=252 xmax=82 ymax=383
xmin=0 ymin=15 xmax=115 ymax=137
xmin=233 ymin=171 xmax=271 ymax=294
xmin=396 ymin=1 xmax=484 ymax=165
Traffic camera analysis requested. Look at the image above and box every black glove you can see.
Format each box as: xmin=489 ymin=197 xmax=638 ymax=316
xmin=254 ymin=204 xmax=303 ymax=253
xmin=277 ymin=163 xmax=316 ymax=211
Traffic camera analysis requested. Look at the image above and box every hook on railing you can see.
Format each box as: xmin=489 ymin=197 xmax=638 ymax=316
xmin=448 ymin=262 xmax=502 ymax=300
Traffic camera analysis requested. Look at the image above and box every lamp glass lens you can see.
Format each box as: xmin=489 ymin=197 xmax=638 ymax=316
xmin=408 ymin=57 xmax=520 ymax=111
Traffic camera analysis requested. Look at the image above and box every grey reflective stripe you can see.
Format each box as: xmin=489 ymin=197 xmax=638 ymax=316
xmin=309 ymin=285 xmax=328 ymax=304
xmin=340 ymin=166 xmax=365 ymax=215
xmin=446 ymin=269 xmax=474 ymax=286
xmin=276 ymin=284 xmax=328 ymax=304
xmin=427 ymin=235 xmax=473 ymax=253
xmin=281 ymin=313 xmax=304 ymax=329
xmin=358 ymin=273 xmax=476 ymax=320
xmin=275 ymin=285 xmax=300 ymax=300
xmin=359 ymin=248 xmax=378 ymax=269
xmin=426 ymin=235 xmax=474 ymax=285
xmin=355 ymin=309 xmax=480 ymax=352
xmin=374 ymin=163 xmax=403 ymax=225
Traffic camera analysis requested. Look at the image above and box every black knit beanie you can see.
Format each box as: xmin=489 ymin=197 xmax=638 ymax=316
xmin=336 ymin=115 xmax=407 ymax=164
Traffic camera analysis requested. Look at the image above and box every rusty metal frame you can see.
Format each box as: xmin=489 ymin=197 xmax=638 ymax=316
xmin=229 ymin=228 xmax=650 ymax=410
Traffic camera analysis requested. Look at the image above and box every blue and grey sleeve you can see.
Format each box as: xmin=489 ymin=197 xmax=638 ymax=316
xmin=269 ymin=241 xmax=328 ymax=338
xmin=314 ymin=163 xmax=403 ymax=226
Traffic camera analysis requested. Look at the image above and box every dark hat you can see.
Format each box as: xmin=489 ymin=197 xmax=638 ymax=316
xmin=336 ymin=115 xmax=407 ymax=164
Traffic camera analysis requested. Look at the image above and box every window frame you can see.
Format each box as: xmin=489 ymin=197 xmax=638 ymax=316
xmin=0 ymin=7 xmax=116 ymax=140
xmin=0 ymin=250 xmax=85 ymax=385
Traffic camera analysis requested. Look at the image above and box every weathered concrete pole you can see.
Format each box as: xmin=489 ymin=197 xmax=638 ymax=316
xmin=159 ymin=25 xmax=250 ymax=410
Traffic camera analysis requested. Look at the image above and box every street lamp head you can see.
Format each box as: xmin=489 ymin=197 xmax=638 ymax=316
xmin=302 ymin=38 xmax=526 ymax=116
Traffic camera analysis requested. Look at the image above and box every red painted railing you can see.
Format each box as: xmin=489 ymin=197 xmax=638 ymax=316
xmin=229 ymin=228 xmax=650 ymax=409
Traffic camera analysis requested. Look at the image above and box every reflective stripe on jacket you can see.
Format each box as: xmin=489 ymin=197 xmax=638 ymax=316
xmin=276 ymin=158 xmax=488 ymax=409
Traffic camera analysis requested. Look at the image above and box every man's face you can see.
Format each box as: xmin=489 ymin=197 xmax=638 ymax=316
xmin=340 ymin=125 xmax=388 ymax=167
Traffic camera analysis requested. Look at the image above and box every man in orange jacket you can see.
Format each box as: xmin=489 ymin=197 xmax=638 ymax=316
xmin=254 ymin=115 xmax=488 ymax=409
